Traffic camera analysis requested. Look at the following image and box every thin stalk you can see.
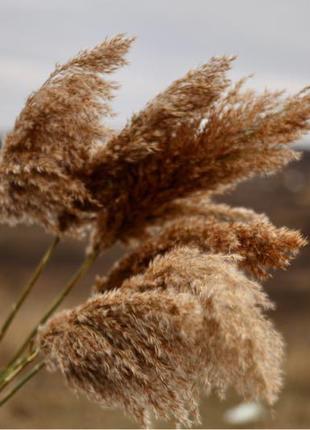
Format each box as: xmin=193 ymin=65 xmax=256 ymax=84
xmin=0 ymin=350 xmax=39 ymax=393
xmin=5 ymin=248 xmax=100 ymax=373
xmin=0 ymin=361 xmax=44 ymax=407
xmin=0 ymin=236 xmax=60 ymax=343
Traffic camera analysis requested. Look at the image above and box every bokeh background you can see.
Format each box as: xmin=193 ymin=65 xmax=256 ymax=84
xmin=0 ymin=0 xmax=309 ymax=428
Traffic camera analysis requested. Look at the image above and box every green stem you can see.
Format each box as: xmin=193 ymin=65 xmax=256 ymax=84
xmin=5 ymin=248 xmax=100 ymax=373
xmin=0 ymin=350 xmax=39 ymax=393
xmin=0 ymin=361 xmax=44 ymax=407
xmin=0 ymin=237 xmax=60 ymax=343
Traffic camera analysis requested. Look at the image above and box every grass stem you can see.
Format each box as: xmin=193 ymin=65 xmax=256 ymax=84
xmin=0 ymin=350 xmax=39 ymax=393
xmin=0 ymin=361 xmax=44 ymax=407
xmin=0 ymin=236 xmax=60 ymax=344
xmin=3 ymin=248 xmax=99 ymax=377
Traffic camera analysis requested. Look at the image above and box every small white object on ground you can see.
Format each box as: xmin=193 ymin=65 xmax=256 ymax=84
xmin=223 ymin=401 xmax=266 ymax=425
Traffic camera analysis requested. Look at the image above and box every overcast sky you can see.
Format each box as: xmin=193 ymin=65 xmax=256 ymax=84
xmin=0 ymin=0 xmax=309 ymax=140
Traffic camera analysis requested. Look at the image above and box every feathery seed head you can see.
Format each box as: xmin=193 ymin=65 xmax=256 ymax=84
xmin=38 ymin=289 xmax=204 ymax=427
xmin=0 ymin=35 xmax=134 ymax=237
xmin=110 ymin=246 xmax=285 ymax=405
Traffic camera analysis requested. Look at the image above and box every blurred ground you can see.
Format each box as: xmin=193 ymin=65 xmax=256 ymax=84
xmin=0 ymin=152 xmax=309 ymax=428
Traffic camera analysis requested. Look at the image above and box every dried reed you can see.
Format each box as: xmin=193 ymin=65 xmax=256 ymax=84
xmin=38 ymin=289 xmax=204 ymax=427
xmin=0 ymin=35 xmax=308 ymax=428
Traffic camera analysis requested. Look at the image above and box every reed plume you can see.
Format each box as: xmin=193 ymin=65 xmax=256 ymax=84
xmin=95 ymin=199 xmax=306 ymax=292
xmin=0 ymin=34 xmax=134 ymax=237
xmin=38 ymin=289 xmax=204 ymax=427
xmin=87 ymin=77 xmax=310 ymax=250
xmin=116 ymin=246 xmax=284 ymax=404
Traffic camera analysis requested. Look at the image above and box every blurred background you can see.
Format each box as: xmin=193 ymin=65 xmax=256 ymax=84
xmin=0 ymin=0 xmax=309 ymax=428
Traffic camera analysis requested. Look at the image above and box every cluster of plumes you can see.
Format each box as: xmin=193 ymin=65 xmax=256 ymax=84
xmin=0 ymin=34 xmax=309 ymax=246
xmin=1 ymin=35 xmax=308 ymax=426
xmin=38 ymin=247 xmax=284 ymax=427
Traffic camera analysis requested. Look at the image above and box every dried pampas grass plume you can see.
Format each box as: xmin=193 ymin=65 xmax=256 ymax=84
xmin=38 ymin=289 xmax=204 ymax=427
xmin=96 ymin=199 xmax=306 ymax=292
xmin=116 ymin=246 xmax=284 ymax=405
xmin=88 ymin=77 xmax=310 ymax=251
xmin=0 ymin=34 xmax=134 ymax=237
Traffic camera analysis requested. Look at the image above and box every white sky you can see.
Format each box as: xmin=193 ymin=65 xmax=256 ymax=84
xmin=0 ymin=0 xmax=309 ymax=144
